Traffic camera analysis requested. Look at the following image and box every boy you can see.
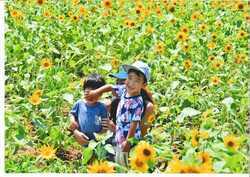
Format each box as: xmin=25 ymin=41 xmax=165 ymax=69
xmin=68 ymin=73 xmax=107 ymax=146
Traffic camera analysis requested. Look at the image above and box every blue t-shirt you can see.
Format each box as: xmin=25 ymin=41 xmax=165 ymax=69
xmin=70 ymin=100 xmax=108 ymax=140
xmin=112 ymin=85 xmax=144 ymax=147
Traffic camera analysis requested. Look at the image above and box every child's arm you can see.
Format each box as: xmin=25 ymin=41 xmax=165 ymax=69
xmin=85 ymin=84 xmax=113 ymax=100
xmin=68 ymin=114 xmax=79 ymax=132
xmin=121 ymin=121 xmax=138 ymax=152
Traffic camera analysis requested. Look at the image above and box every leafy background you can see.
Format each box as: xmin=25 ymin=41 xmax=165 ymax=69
xmin=5 ymin=0 xmax=249 ymax=173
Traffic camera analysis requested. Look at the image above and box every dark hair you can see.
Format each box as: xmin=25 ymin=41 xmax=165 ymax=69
xmin=83 ymin=73 xmax=106 ymax=90
xmin=128 ymin=69 xmax=146 ymax=83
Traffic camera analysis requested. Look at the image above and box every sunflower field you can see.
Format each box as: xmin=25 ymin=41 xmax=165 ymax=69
xmin=4 ymin=0 xmax=249 ymax=173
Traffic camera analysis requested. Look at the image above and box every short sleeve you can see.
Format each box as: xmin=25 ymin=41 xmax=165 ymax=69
xmin=131 ymin=101 xmax=144 ymax=122
xmin=70 ymin=101 xmax=80 ymax=120
xmin=112 ymin=84 xmax=126 ymax=98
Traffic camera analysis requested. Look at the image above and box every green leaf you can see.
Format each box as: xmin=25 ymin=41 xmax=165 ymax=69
xmin=104 ymin=144 xmax=115 ymax=155
xmin=176 ymin=107 xmax=201 ymax=123
xmin=222 ymin=97 xmax=234 ymax=109
xmin=82 ymin=147 xmax=93 ymax=165
xmin=62 ymin=93 xmax=74 ymax=104
xmin=213 ymin=161 xmax=226 ymax=172
xmin=16 ymin=124 xmax=25 ymax=140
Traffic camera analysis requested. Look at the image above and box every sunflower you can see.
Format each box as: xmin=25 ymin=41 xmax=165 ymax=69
xmin=38 ymin=145 xmax=56 ymax=159
xmin=79 ymin=5 xmax=88 ymax=17
xmin=210 ymin=76 xmax=220 ymax=85
xmin=235 ymin=1 xmax=244 ymax=10
xmin=146 ymin=25 xmax=154 ymax=34
xmin=208 ymin=55 xmax=216 ymax=62
xmin=224 ymin=44 xmax=233 ymax=53
xmin=191 ymin=129 xmax=199 ymax=147
xmin=191 ymin=11 xmax=200 ymax=21
xmin=68 ymin=11 xmax=73 ymax=17
xmin=180 ymin=25 xmax=189 ymax=34
xmin=37 ymin=0 xmax=46 ymax=5
xmin=234 ymin=53 xmax=247 ymax=64
xmin=135 ymin=141 xmax=156 ymax=161
xmin=126 ymin=20 xmax=136 ymax=28
xmin=215 ymin=20 xmax=223 ymax=28
xmin=29 ymin=94 xmax=41 ymax=105
xmin=211 ymin=32 xmax=217 ymax=41
xmin=167 ymin=156 xmax=186 ymax=173
xmin=33 ymin=89 xmax=42 ymax=97
xmin=170 ymin=18 xmax=176 ymax=24
xmin=10 ymin=9 xmax=24 ymax=20
xmin=43 ymin=11 xmax=51 ymax=18
xmin=243 ymin=12 xmax=250 ymax=22
xmin=212 ymin=60 xmax=224 ymax=69
xmin=88 ymin=161 xmax=115 ymax=173
xmin=167 ymin=5 xmax=175 ymax=13
xmin=183 ymin=59 xmax=192 ymax=70
xmin=207 ymin=42 xmax=216 ymax=50
xmin=237 ymin=30 xmax=247 ymax=39
xmin=182 ymin=43 xmax=190 ymax=52
xmin=199 ymin=130 xmax=209 ymax=139
xmin=223 ymin=135 xmax=239 ymax=151
xmin=71 ymin=15 xmax=80 ymax=22
xmin=57 ymin=15 xmax=64 ymax=21
xmin=176 ymin=31 xmax=188 ymax=41
xmin=41 ymin=58 xmax=52 ymax=69
xmin=130 ymin=156 xmax=148 ymax=173
xmin=72 ymin=0 xmax=80 ymax=6
xmin=103 ymin=0 xmax=112 ymax=9
xmin=155 ymin=42 xmax=165 ymax=54
xmin=111 ymin=58 xmax=120 ymax=70
xmin=182 ymin=165 xmax=200 ymax=173
xmin=199 ymin=23 xmax=207 ymax=31
xmin=155 ymin=6 xmax=162 ymax=16
xmin=197 ymin=152 xmax=212 ymax=164
xmin=135 ymin=6 xmax=143 ymax=15
xmin=198 ymin=162 xmax=213 ymax=173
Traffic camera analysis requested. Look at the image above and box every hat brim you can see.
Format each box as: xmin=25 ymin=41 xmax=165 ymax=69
xmin=109 ymin=72 xmax=128 ymax=79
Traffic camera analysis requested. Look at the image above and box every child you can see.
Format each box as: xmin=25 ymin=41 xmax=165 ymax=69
xmin=104 ymin=66 xmax=154 ymax=137
xmin=86 ymin=61 xmax=152 ymax=166
xmin=68 ymin=73 xmax=107 ymax=146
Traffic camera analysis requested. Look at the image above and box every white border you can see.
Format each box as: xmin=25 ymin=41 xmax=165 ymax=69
xmin=0 ymin=1 xmax=249 ymax=177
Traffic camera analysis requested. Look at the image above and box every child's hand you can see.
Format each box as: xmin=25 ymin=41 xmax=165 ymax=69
xmin=73 ymin=129 xmax=89 ymax=145
xmin=101 ymin=118 xmax=115 ymax=132
xmin=121 ymin=140 xmax=130 ymax=152
xmin=69 ymin=119 xmax=78 ymax=131
xmin=84 ymin=90 xmax=99 ymax=100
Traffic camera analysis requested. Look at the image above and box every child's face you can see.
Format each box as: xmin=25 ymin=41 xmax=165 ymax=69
xmin=84 ymin=88 xmax=100 ymax=104
xmin=126 ymin=72 xmax=146 ymax=96
xmin=116 ymin=79 xmax=126 ymax=85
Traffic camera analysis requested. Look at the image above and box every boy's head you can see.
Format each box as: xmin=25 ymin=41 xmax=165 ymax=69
xmin=122 ymin=61 xmax=150 ymax=95
xmin=109 ymin=66 xmax=127 ymax=85
xmin=83 ymin=73 xmax=105 ymax=104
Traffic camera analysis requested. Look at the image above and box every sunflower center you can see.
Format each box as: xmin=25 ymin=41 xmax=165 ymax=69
xmin=135 ymin=159 xmax=144 ymax=167
xmin=238 ymin=4 xmax=244 ymax=9
xmin=169 ymin=7 xmax=175 ymax=13
xmin=37 ymin=0 xmax=43 ymax=5
xmin=143 ymin=149 xmax=151 ymax=156
xmin=44 ymin=62 xmax=49 ymax=67
xmin=202 ymin=156 xmax=207 ymax=163
xmin=97 ymin=169 xmax=107 ymax=173
xmin=227 ymin=141 xmax=234 ymax=147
